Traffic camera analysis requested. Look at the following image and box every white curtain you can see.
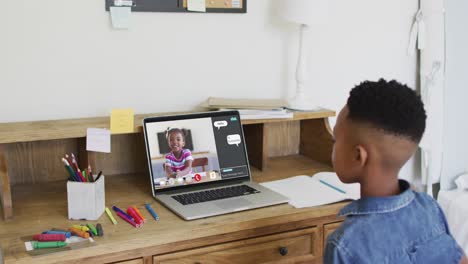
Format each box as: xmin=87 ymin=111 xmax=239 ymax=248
xmin=408 ymin=0 xmax=445 ymax=196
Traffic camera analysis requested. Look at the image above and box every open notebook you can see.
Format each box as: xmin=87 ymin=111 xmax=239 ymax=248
xmin=260 ymin=172 xmax=360 ymax=208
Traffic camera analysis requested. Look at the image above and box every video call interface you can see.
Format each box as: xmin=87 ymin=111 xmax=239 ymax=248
xmin=145 ymin=114 xmax=249 ymax=190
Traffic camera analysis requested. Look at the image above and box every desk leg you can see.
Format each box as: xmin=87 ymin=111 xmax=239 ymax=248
xmin=0 ymin=144 xmax=13 ymax=220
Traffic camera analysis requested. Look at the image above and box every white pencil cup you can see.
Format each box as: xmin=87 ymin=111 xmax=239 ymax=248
xmin=67 ymin=176 xmax=105 ymax=220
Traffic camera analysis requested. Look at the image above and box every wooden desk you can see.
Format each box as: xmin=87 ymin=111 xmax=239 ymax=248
xmin=1 ymin=158 xmax=345 ymax=264
xmin=0 ymin=109 xmax=335 ymax=220
xmin=0 ymin=109 xmax=344 ymax=263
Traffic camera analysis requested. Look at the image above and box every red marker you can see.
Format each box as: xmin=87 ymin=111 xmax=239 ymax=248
xmin=32 ymin=234 xmax=66 ymax=242
xmin=127 ymin=207 xmax=143 ymax=225
xmin=194 ymin=174 xmax=201 ymax=182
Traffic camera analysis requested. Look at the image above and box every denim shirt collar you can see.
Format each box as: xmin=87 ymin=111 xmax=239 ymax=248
xmin=339 ymin=180 xmax=415 ymax=217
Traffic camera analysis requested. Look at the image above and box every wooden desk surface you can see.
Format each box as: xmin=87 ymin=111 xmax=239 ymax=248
xmin=0 ymin=109 xmax=335 ymax=144
xmin=0 ymin=156 xmax=344 ymax=264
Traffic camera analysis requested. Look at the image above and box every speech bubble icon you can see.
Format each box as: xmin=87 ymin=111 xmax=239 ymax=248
xmin=227 ymin=134 xmax=241 ymax=146
xmin=213 ymin=120 xmax=228 ymax=130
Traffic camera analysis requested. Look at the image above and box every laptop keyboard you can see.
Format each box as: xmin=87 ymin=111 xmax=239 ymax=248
xmin=172 ymin=185 xmax=261 ymax=205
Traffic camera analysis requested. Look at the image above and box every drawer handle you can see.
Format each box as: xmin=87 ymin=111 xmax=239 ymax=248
xmin=279 ymin=246 xmax=288 ymax=256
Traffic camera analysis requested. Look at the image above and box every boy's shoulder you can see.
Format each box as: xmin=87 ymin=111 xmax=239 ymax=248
xmin=328 ymin=188 xmax=445 ymax=247
xmin=325 ymin=188 xmax=463 ymax=263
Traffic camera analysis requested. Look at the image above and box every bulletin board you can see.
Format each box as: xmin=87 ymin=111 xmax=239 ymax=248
xmin=105 ymin=0 xmax=247 ymax=13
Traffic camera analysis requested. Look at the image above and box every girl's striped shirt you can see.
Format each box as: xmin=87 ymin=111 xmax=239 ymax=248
xmin=165 ymin=149 xmax=193 ymax=172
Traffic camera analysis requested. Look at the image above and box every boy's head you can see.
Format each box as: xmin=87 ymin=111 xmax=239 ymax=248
xmin=166 ymin=128 xmax=186 ymax=153
xmin=332 ymin=79 xmax=426 ymax=183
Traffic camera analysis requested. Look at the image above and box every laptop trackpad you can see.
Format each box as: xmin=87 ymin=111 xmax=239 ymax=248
xmin=215 ymin=198 xmax=253 ymax=210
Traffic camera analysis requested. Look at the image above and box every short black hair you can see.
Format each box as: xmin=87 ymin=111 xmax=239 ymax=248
xmin=166 ymin=128 xmax=186 ymax=140
xmin=346 ymin=79 xmax=426 ymax=143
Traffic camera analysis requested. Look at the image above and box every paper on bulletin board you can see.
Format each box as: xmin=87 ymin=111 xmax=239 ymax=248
xmin=110 ymin=108 xmax=134 ymax=134
xmin=187 ymin=0 xmax=206 ymax=12
xmin=232 ymin=0 xmax=240 ymax=8
xmin=110 ymin=6 xmax=131 ymax=29
xmin=86 ymin=128 xmax=111 ymax=153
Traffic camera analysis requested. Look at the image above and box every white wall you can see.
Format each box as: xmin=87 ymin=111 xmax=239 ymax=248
xmin=441 ymin=0 xmax=468 ymax=189
xmin=1 ymin=1 xmax=419 ymax=178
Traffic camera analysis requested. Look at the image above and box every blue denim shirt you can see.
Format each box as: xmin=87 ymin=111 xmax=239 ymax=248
xmin=324 ymin=180 xmax=464 ymax=264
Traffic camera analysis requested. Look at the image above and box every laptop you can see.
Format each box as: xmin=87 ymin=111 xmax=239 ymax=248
xmin=142 ymin=110 xmax=289 ymax=220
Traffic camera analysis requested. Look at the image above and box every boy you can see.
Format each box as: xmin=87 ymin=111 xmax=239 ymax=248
xmin=324 ymin=79 xmax=467 ymax=263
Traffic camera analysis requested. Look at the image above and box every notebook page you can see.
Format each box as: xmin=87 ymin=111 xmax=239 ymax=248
xmin=260 ymin=175 xmax=350 ymax=208
xmin=312 ymin=172 xmax=361 ymax=200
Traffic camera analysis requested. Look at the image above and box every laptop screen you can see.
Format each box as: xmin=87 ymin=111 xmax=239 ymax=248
xmin=143 ymin=111 xmax=250 ymax=194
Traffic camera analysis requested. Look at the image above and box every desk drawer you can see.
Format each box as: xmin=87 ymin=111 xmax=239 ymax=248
xmin=154 ymin=227 xmax=320 ymax=264
xmin=112 ymin=258 xmax=144 ymax=264
xmin=323 ymin=221 xmax=342 ymax=244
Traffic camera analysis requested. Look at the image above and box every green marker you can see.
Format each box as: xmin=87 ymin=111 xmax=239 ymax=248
xmin=87 ymin=223 xmax=98 ymax=236
xmin=33 ymin=241 xmax=67 ymax=249
xmin=82 ymin=170 xmax=87 ymax=182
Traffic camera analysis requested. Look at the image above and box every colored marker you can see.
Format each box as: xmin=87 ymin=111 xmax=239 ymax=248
xmin=87 ymin=223 xmax=98 ymax=236
xmin=127 ymin=207 xmax=143 ymax=225
xmin=319 ymin=179 xmax=346 ymax=194
xmin=133 ymin=206 xmax=146 ymax=223
xmin=145 ymin=203 xmax=159 ymax=221
xmin=32 ymin=241 xmax=67 ymax=249
xmin=87 ymin=165 xmax=94 ymax=182
xmin=32 ymin=234 xmax=66 ymax=242
xmin=42 ymin=230 xmax=71 ymax=238
xmin=112 ymin=206 xmax=133 ymax=221
xmin=116 ymin=211 xmax=139 ymax=228
xmin=96 ymin=223 xmax=104 ymax=236
xmin=68 ymin=228 xmax=90 ymax=239
xmin=82 ymin=170 xmax=87 ymax=182
xmin=105 ymin=207 xmax=118 ymax=225
xmin=72 ymin=224 xmax=89 ymax=232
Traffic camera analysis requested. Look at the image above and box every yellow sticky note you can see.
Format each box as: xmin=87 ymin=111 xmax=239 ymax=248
xmin=110 ymin=108 xmax=134 ymax=134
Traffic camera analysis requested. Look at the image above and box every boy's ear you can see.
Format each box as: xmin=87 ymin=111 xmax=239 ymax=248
xmin=355 ymin=145 xmax=368 ymax=167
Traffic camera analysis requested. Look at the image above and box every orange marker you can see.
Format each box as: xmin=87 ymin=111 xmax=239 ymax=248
xmin=133 ymin=206 xmax=145 ymax=223
xmin=68 ymin=227 xmax=90 ymax=239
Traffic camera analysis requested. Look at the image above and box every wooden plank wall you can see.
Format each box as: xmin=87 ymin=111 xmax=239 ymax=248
xmin=6 ymin=122 xmax=300 ymax=186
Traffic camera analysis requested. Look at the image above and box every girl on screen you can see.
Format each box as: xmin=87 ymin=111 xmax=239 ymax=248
xmin=164 ymin=128 xmax=193 ymax=179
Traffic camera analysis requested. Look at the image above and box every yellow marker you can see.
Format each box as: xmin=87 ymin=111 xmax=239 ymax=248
xmin=110 ymin=108 xmax=134 ymax=134
xmin=105 ymin=207 xmax=118 ymax=225
xmin=72 ymin=224 xmax=89 ymax=232
xmin=133 ymin=206 xmax=145 ymax=222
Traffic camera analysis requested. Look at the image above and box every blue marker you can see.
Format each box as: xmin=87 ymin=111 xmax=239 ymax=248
xmin=319 ymin=179 xmax=346 ymax=194
xmin=145 ymin=203 xmax=159 ymax=221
